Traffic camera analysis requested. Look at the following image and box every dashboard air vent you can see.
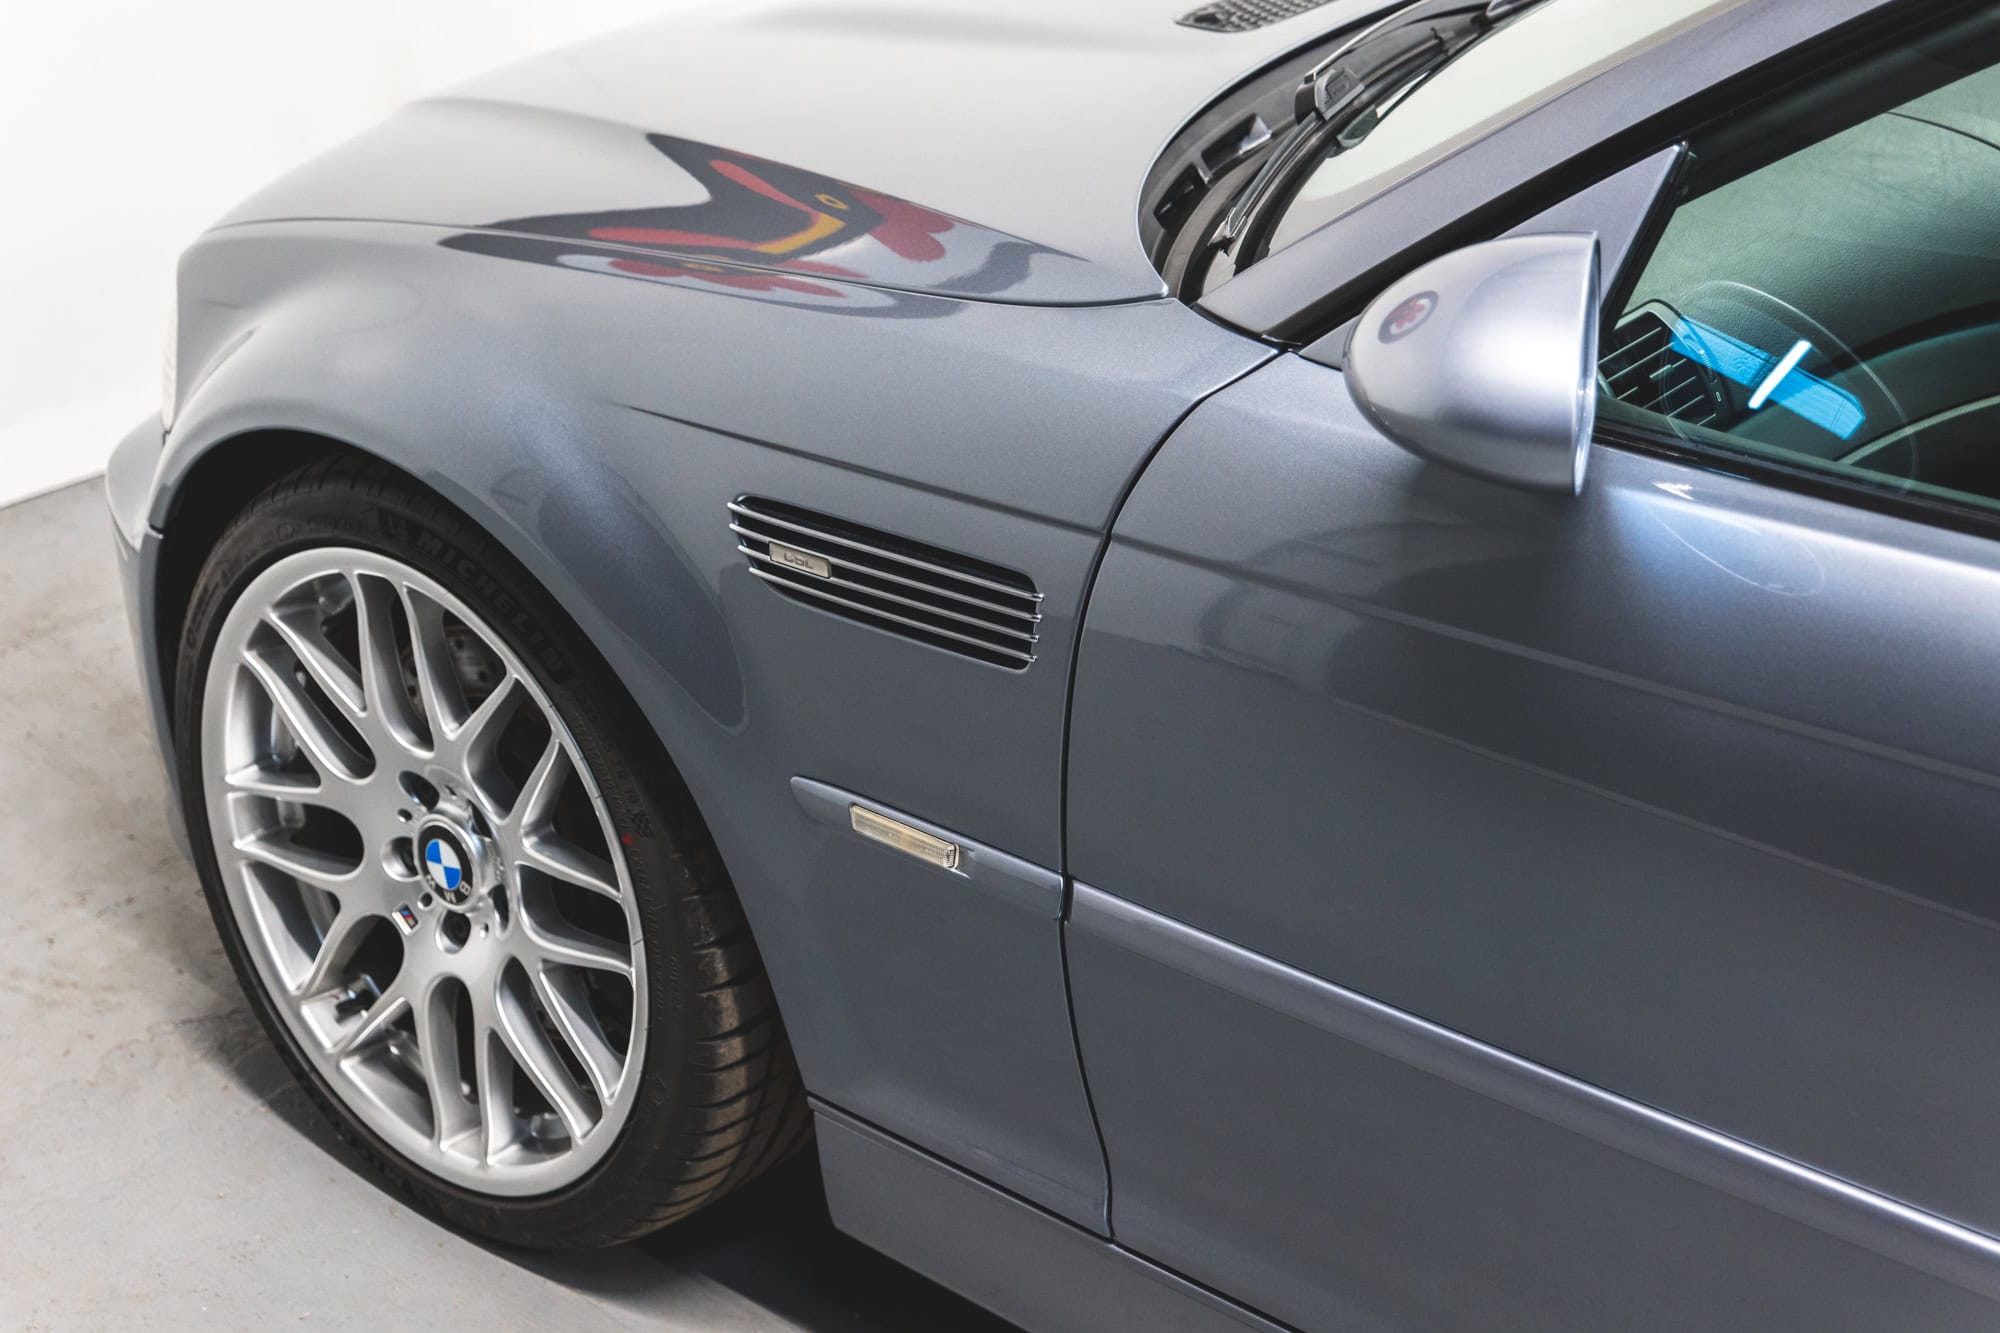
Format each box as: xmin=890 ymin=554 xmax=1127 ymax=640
xmin=1177 ymin=0 xmax=1337 ymax=32
xmin=1600 ymin=310 xmax=1725 ymax=428
xmin=728 ymin=497 xmax=1042 ymax=670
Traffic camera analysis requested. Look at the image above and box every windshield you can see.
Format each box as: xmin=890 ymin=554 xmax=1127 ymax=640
xmin=1261 ymin=0 xmax=1742 ymax=255
xmin=1151 ymin=0 xmax=1752 ymax=298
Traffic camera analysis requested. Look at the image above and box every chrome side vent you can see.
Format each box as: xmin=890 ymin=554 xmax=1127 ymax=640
xmin=1600 ymin=309 xmax=1725 ymax=428
xmin=1177 ymin=0 xmax=1337 ymax=32
xmin=728 ymin=497 xmax=1042 ymax=670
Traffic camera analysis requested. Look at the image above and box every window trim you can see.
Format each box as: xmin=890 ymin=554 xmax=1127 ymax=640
xmin=1596 ymin=416 xmax=2000 ymax=547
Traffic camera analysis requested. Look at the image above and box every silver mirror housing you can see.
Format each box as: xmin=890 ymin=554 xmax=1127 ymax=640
xmin=1346 ymin=233 xmax=1601 ymax=495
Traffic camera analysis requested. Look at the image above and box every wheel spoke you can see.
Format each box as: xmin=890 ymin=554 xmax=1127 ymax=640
xmin=412 ymin=981 xmax=478 ymax=1148
xmin=224 ymin=760 xmax=374 ymax=826
xmin=495 ymin=980 xmax=596 ymax=1143
xmin=518 ymin=834 xmax=620 ymax=901
xmin=241 ymin=647 xmax=370 ymax=783
xmin=328 ymin=974 xmax=410 ymax=1058
xmin=454 ymin=678 xmax=526 ymax=821
xmin=472 ymin=1002 xmax=518 ymax=1164
xmin=224 ymin=762 xmax=321 ymax=802
xmin=454 ymin=672 xmax=519 ymax=749
xmin=234 ymin=832 xmax=356 ymax=892
xmin=532 ymin=967 xmax=623 ymax=1104
xmin=294 ymin=905 xmax=373 ymax=997
xmin=401 ymin=586 xmax=467 ymax=744
xmin=505 ymin=737 xmax=567 ymax=835
xmin=521 ymin=913 xmax=632 ymax=978
xmin=353 ymin=574 xmax=429 ymax=756
xmin=263 ymin=606 xmax=365 ymax=722
xmin=505 ymin=737 xmax=621 ymax=900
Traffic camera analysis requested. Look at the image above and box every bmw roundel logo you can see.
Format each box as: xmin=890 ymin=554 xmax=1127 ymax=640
xmin=1378 ymin=289 xmax=1439 ymax=343
xmin=424 ymin=837 xmax=465 ymax=897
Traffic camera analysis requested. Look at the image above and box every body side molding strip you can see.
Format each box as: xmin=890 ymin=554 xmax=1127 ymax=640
xmin=1070 ymin=884 xmax=2000 ymax=1302
xmin=792 ymin=777 xmax=1065 ymax=917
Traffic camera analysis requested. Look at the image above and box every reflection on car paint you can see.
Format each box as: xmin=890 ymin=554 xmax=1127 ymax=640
xmin=1642 ymin=480 xmax=1828 ymax=597
xmin=441 ymin=132 xmax=1078 ymax=311
xmin=441 ymin=230 xmax=940 ymax=316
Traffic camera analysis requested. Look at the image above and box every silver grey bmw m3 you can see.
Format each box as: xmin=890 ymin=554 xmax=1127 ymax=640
xmin=106 ymin=0 xmax=2000 ymax=1326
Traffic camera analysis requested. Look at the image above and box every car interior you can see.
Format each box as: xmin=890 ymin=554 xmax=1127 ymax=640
xmin=1602 ymin=33 xmax=2000 ymax=519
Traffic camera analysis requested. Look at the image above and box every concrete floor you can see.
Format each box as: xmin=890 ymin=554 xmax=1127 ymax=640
xmin=0 ymin=480 xmax=1015 ymax=1332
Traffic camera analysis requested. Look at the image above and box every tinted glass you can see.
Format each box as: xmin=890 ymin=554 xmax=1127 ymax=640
xmin=1602 ymin=21 xmax=2000 ymax=519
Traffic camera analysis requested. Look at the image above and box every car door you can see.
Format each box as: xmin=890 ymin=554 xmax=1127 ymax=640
xmin=1064 ymin=17 xmax=2000 ymax=1332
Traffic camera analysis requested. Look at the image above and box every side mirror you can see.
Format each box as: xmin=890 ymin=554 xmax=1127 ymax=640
xmin=1346 ymin=233 xmax=1601 ymax=495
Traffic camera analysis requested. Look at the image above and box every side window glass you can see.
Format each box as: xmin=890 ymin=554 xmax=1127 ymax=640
xmin=1601 ymin=29 xmax=2000 ymax=518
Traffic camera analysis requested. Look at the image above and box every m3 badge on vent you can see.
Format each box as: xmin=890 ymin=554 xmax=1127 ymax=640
xmin=728 ymin=497 xmax=1043 ymax=669
xmin=768 ymin=541 xmax=832 ymax=579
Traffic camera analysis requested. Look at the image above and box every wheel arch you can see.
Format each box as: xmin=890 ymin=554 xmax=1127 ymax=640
xmin=152 ymin=426 xmax=349 ymax=707
xmin=149 ymin=405 xmax=747 ymax=848
xmin=148 ymin=228 xmax=755 ymax=821
xmin=146 ymin=373 xmax=759 ymax=953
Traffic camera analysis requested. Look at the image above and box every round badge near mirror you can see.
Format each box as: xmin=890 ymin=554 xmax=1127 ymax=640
xmin=1378 ymin=290 xmax=1439 ymax=343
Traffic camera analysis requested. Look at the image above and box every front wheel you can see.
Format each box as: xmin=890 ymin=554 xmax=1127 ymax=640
xmin=174 ymin=457 xmax=808 ymax=1247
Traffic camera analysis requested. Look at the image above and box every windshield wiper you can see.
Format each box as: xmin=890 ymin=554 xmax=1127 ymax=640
xmin=1214 ymin=0 xmax=1551 ymax=251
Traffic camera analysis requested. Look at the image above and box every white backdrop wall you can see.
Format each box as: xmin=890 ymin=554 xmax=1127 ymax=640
xmin=0 ymin=0 xmax=689 ymax=507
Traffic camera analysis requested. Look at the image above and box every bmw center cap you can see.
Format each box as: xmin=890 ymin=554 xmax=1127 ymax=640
xmin=422 ymin=830 xmax=471 ymax=903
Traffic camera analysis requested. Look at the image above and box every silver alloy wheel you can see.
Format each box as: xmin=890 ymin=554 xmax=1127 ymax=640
xmin=201 ymin=547 xmax=647 ymax=1196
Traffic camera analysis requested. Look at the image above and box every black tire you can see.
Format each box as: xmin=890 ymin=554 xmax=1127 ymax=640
xmin=172 ymin=454 xmax=811 ymax=1248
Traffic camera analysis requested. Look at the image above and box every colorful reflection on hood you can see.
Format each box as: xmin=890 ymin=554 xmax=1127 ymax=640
xmin=442 ymin=133 xmax=1081 ymax=311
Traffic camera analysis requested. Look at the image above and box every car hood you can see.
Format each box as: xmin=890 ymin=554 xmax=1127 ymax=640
xmin=218 ymin=0 xmax=1382 ymax=305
